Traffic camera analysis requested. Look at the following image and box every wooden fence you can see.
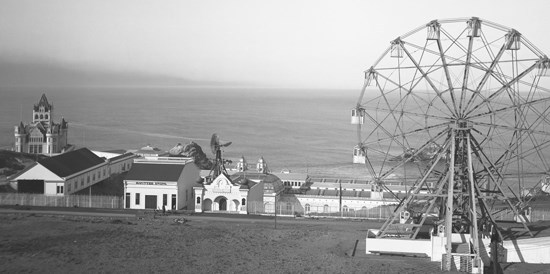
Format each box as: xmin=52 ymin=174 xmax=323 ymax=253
xmin=0 ymin=193 xmax=123 ymax=209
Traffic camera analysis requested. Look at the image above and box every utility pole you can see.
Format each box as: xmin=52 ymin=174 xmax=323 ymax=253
xmin=339 ymin=180 xmax=343 ymax=218
xmin=274 ymin=193 xmax=277 ymax=229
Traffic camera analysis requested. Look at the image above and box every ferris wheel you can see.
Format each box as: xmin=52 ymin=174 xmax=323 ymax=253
xmin=351 ymin=17 xmax=550 ymax=196
xmin=353 ymin=17 xmax=550 ymax=268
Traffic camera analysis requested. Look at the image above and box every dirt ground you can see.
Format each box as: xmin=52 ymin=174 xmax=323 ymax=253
xmin=0 ymin=211 xmax=549 ymax=274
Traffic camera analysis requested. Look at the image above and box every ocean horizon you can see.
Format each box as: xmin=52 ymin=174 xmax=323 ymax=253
xmin=0 ymin=86 xmax=371 ymax=178
xmin=2 ymin=86 xmax=547 ymax=190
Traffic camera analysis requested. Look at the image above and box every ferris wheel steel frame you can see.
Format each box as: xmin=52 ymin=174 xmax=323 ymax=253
xmin=353 ymin=17 xmax=550 ymax=271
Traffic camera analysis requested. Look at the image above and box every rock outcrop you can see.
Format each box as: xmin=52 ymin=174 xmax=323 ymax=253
xmin=182 ymin=142 xmax=213 ymax=170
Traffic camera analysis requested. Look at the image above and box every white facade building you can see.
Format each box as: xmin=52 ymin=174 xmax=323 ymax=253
xmin=14 ymin=94 xmax=70 ymax=155
xmin=194 ymin=157 xmax=284 ymax=214
xmin=123 ymin=157 xmax=200 ymax=210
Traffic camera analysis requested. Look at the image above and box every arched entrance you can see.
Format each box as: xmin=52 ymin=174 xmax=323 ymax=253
xmin=231 ymin=199 xmax=240 ymax=212
xmin=214 ymin=196 xmax=228 ymax=211
xmin=203 ymin=199 xmax=212 ymax=211
xmin=219 ymin=198 xmax=227 ymax=211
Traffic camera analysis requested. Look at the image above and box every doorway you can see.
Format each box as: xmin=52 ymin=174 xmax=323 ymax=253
xmin=145 ymin=195 xmax=157 ymax=209
xmin=219 ymin=197 xmax=227 ymax=211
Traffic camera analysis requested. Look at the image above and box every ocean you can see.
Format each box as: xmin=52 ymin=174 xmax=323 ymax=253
xmin=1 ymin=86 xmax=548 ymax=190
xmin=0 ymin=86 xmax=368 ymax=178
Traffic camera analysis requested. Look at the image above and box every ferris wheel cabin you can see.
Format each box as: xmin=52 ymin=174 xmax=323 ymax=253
xmin=350 ymin=107 xmax=364 ymax=125
xmin=352 ymin=145 xmax=366 ymax=164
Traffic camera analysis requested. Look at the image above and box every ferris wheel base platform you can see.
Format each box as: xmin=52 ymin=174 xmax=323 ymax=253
xmin=365 ymin=229 xmax=550 ymax=264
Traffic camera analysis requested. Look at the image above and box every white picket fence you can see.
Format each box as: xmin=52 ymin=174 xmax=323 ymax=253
xmin=0 ymin=193 xmax=123 ymax=209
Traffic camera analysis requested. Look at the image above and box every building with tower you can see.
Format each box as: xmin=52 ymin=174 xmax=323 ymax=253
xmin=14 ymin=94 xmax=69 ymax=155
xmin=193 ymin=156 xmax=283 ymax=214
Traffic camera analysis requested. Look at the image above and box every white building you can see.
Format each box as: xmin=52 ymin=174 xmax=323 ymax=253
xmin=275 ymin=174 xmax=404 ymax=215
xmin=123 ymin=157 xmax=200 ymax=210
xmin=9 ymin=148 xmax=136 ymax=195
xmin=193 ymin=156 xmax=284 ymax=214
xmin=14 ymin=94 xmax=70 ymax=155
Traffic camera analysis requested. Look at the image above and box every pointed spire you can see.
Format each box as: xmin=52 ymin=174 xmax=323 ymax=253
xmin=34 ymin=93 xmax=52 ymax=111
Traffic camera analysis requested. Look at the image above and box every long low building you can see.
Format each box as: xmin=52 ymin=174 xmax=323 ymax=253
xmin=10 ymin=148 xmax=137 ymax=195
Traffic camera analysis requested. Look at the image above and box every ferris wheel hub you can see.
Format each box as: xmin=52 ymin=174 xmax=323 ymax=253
xmin=452 ymin=119 xmax=473 ymax=130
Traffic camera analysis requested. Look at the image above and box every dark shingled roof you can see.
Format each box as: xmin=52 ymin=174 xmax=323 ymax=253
xmin=38 ymin=148 xmax=105 ymax=178
xmin=125 ymin=163 xmax=185 ymax=182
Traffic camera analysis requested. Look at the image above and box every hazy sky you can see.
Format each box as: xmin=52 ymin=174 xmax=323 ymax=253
xmin=1 ymin=0 xmax=549 ymax=88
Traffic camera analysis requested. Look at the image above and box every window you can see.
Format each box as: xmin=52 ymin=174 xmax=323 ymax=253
xmin=343 ymin=205 xmax=349 ymax=212
xmin=56 ymin=185 xmax=64 ymax=194
xmin=135 ymin=193 xmax=140 ymax=205
xmin=241 ymin=198 xmax=246 ymax=206
xmin=323 ymin=205 xmax=329 ymax=213
xmin=40 ymin=114 xmax=43 ymax=119
xmin=163 ymin=194 xmax=167 ymax=206
xmin=305 ymin=204 xmax=310 ymax=213
xmin=103 ymin=169 xmax=106 ymax=176
xmin=171 ymin=194 xmax=176 ymax=210
xmin=196 ymin=197 xmax=201 ymax=204
xmin=87 ymin=176 xmax=90 ymax=184
xmin=67 ymin=183 xmax=71 ymax=192
xmin=93 ymin=174 xmax=95 ymax=181
xmin=34 ymin=114 xmax=38 ymax=120
xmin=45 ymin=114 xmax=49 ymax=119
xmin=185 ymin=190 xmax=188 ymax=201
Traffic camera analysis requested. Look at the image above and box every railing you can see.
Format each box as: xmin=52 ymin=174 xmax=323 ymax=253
xmin=0 ymin=193 xmax=123 ymax=209
xmin=247 ymin=201 xmax=397 ymax=219
xmin=246 ymin=201 xmax=550 ymax=221
xmin=493 ymin=207 xmax=550 ymax=222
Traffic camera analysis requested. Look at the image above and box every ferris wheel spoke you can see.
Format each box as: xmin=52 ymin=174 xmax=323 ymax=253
xmin=468 ymin=96 xmax=550 ymax=120
xmin=400 ymin=41 xmax=457 ymax=116
xmin=469 ymin=134 xmax=522 ymax=202
xmin=471 ymin=120 xmax=550 ymax=136
xmin=470 ymin=123 xmax=550 ymax=173
xmin=362 ymin=111 xmax=406 ymax=148
xmin=458 ymin=30 xmax=477 ymax=116
xmin=465 ymin=61 xmax=540 ymax=117
xmin=379 ymin=129 xmax=451 ymax=179
xmin=362 ymin=121 xmax=451 ymax=147
xmin=370 ymin=72 xmax=452 ymax=117
xmin=434 ymin=38 xmax=458 ymax=113
xmin=463 ymin=39 xmax=509 ymax=113
xmin=377 ymin=83 xmax=418 ymax=149
xmin=362 ymin=105 xmax=454 ymax=123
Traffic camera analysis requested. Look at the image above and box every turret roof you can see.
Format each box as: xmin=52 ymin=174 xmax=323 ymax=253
xmin=34 ymin=93 xmax=52 ymax=111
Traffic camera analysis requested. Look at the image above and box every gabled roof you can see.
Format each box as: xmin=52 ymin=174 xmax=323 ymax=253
xmin=125 ymin=163 xmax=185 ymax=182
xmin=38 ymin=148 xmax=105 ymax=178
xmin=34 ymin=93 xmax=52 ymax=111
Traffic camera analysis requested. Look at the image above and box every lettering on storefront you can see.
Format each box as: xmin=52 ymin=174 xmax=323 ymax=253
xmin=133 ymin=181 xmax=169 ymax=186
